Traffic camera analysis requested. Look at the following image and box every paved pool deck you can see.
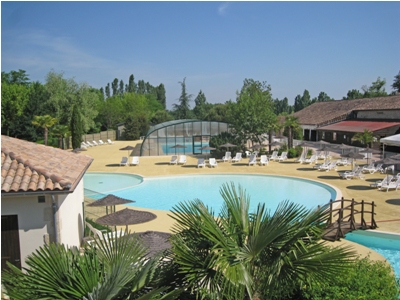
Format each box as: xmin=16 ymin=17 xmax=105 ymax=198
xmin=81 ymin=140 xmax=400 ymax=262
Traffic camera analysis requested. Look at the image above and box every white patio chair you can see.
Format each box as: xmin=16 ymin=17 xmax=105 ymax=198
xmin=98 ymin=140 xmax=106 ymax=145
xmin=222 ymin=151 xmax=232 ymax=162
xmin=209 ymin=158 xmax=218 ymax=168
xmin=120 ymin=156 xmax=128 ymax=166
xmin=269 ymin=151 xmax=278 ymax=161
xmin=169 ymin=155 xmax=178 ymax=165
xmin=370 ymin=175 xmax=393 ymax=189
xmin=380 ymin=176 xmax=400 ymax=192
xmin=107 ymin=139 xmax=115 ymax=144
xmin=231 ymin=153 xmax=242 ymax=163
xmin=86 ymin=141 xmax=94 ymax=147
xmin=248 ymin=154 xmax=257 ymax=166
xmin=276 ymin=151 xmax=288 ymax=162
xmin=92 ymin=141 xmax=99 ymax=146
xmin=178 ymin=155 xmax=187 ymax=165
xmin=303 ymin=154 xmax=317 ymax=164
xmin=130 ymin=156 xmax=140 ymax=166
xmin=259 ymin=155 xmax=269 ymax=166
xmin=197 ymin=158 xmax=206 ymax=168
xmin=319 ymin=160 xmax=337 ymax=172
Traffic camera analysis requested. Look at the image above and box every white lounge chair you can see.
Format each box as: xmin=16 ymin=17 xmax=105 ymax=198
xmin=339 ymin=167 xmax=364 ymax=180
xmin=222 ymin=151 xmax=232 ymax=162
xmin=92 ymin=141 xmax=99 ymax=146
xmin=169 ymin=155 xmax=178 ymax=165
xmin=197 ymin=158 xmax=206 ymax=168
xmin=245 ymin=151 xmax=251 ymax=158
xmin=380 ymin=176 xmax=400 ymax=192
xmin=231 ymin=153 xmax=242 ymax=163
xmin=209 ymin=158 xmax=218 ymax=168
xmin=295 ymin=151 xmax=306 ymax=163
xmin=86 ymin=141 xmax=95 ymax=147
xmin=361 ymin=163 xmax=375 ymax=173
xmin=81 ymin=141 xmax=90 ymax=148
xmin=107 ymin=139 xmax=115 ymax=144
xmin=363 ymin=163 xmax=384 ymax=174
xmin=319 ymin=160 xmax=337 ymax=172
xmin=303 ymin=154 xmax=317 ymax=164
xmin=130 ymin=156 xmax=139 ymax=166
xmin=86 ymin=222 xmax=125 ymax=244
xmin=120 ymin=156 xmax=128 ymax=166
xmin=269 ymin=151 xmax=278 ymax=161
xmin=336 ymin=158 xmax=350 ymax=166
xmin=370 ymin=175 xmax=393 ymax=189
xmin=98 ymin=140 xmax=106 ymax=145
xmin=259 ymin=155 xmax=268 ymax=166
xmin=178 ymin=155 xmax=187 ymax=165
xmin=313 ymin=160 xmax=331 ymax=170
xmin=248 ymin=154 xmax=257 ymax=166
xmin=276 ymin=151 xmax=288 ymax=162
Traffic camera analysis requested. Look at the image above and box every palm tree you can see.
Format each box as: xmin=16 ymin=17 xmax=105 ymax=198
xmin=1 ymin=233 xmax=181 ymax=299
xmin=51 ymin=124 xmax=70 ymax=149
xmin=168 ymin=183 xmax=355 ymax=299
xmin=284 ymin=115 xmax=301 ymax=149
xmin=32 ymin=115 xmax=57 ymax=146
xmin=352 ymin=129 xmax=375 ymax=148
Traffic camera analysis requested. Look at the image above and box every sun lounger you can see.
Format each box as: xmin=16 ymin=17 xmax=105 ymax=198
xmin=178 ymin=155 xmax=187 ymax=165
xmin=130 ymin=156 xmax=139 ymax=166
xmin=363 ymin=163 xmax=384 ymax=174
xmin=276 ymin=151 xmax=288 ymax=162
xmin=370 ymin=175 xmax=393 ymax=189
xmin=319 ymin=160 xmax=337 ymax=172
xmin=209 ymin=158 xmax=218 ymax=168
xmin=336 ymin=158 xmax=350 ymax=166
xmin=169 ymin=155 xmax=178 ymax=165
xmin=86 ymin=222 xmax=125 ymax=245
xmin=222 ymin=151 xmax=232 ymax=162
xmin=269 ymin=151 xmax=278 ymax=161
xmin=197 ymin=158 xmax=206 ymax=168
xmin=248 ymin=154 xmax=257 ymax=166
xmin=339 ymin=167 xmax=364 ymax=180
xmin=294 ymin=151 xmax=306 ymax=163
xmin=231 ymin=153 xmax=242 ymax=163
xmin=120 ymin=156 xmax=128 ymax=166
xmin=313 ymin=160 xmax=330 ymax=170
xmin=361 ymin=163 xmax=375 ymax=173
xmin=98 ymin=140 xmax=106 ymax=145
xmin=86 ymin=141 xmax=95 ymax=147
xmin=380 ymin=176 xmax=400 ymax=192
xmin=303 ymin=154 xmax=317 ymax=164
xmin=81 ymin=141 xmax=90 ymax=148
xmin=92 ymin=140 xmax=99 ymax=146
xmin=259 ymin=155 xmax=268 ymax=166
xmin=107 ymin=139 xmax=115 ymax=144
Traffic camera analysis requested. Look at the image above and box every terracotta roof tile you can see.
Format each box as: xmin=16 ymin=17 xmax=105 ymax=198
xmin=1 ymin=135 xmax=93 ymax=194
xmin=293 ymin=95 xmax=400 ymax=126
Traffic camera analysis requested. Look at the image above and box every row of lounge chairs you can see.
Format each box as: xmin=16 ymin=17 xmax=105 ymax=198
xmin=82 ymin=139 xmax=114 ymax=148
xmin=370 ymin=174 xmax=400 ymax=192
xmin=120 ymin=156 xmax=139 ymax=166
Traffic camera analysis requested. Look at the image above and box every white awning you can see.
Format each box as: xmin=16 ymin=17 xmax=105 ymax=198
xmin=380 ymin=134 xmax=400 ymax=147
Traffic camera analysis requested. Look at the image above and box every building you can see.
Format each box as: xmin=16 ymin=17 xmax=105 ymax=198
xmin=140 ymin=119 xmax=230 ymax=156
xmin=293 ymin=95 xmax=400 ymax=149
xmin=1 ymin=136 xmax=93 ymax=270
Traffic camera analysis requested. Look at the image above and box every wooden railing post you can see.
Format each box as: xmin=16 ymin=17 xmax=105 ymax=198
xmin=371 ymin=201 xmax=377 ymax=228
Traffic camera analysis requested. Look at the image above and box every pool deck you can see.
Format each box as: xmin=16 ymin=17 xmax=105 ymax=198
xmin=82 ymin=140 xmax=400 ymax=262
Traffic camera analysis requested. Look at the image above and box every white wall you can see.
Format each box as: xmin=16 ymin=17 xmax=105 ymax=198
xmin=57 ymin=180 xmax=85 ymax=248
xmin=2 ymin=195 xmax=53 ymax=269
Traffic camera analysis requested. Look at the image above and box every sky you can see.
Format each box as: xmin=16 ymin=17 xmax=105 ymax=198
xmin=2 ymin=1 xmax=400 ymax=109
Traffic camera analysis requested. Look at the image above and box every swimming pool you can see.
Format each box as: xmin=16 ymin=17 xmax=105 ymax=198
xmin=84 ymin=173 xmax=338 ymax=213
xmin=345 ymin=231 xmax=400 ymax=278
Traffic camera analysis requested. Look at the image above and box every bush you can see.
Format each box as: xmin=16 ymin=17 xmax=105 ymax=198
xmin=287 ymin=148 xmax=297 ymax=158
xmin=295 ymin=255 xmax=400 ymax=299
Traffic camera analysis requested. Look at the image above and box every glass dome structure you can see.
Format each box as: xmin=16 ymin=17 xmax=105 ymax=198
xmin=140 ymin=119 xmax=230 ymax=156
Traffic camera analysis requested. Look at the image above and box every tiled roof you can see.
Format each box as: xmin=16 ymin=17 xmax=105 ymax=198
xmin=317 ymin=120 xmax=400 ymax=133
xmin=293 ymin=95 xmax=400 ymax=126
xmin=1 ymin=136 xmax=93 ymax=194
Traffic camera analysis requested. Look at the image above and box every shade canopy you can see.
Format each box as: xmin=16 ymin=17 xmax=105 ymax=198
xmin=375 ymin=157 xmax=400 ymax=165
xmin=251 ymin=144 xmax=263 ymax=150
xmin=87 ymin=194 xmax=135 ymax=207
xmin=220 ymin=143 xmax=237 ymax=148
xmin=380 ymin=134 xmax=400 ymax=147
xmin=359 ymin=148 xmax=381 ymax=154
xmin=341 ymin=152 xmax=365 ymax=159
xmin=130 ymin=231 xmax=172 ymax=258
xmin=96 ymin=208 xmax=157 ymax=231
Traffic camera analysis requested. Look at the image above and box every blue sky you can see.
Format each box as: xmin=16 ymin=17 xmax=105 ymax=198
xmin=2 ymin=1 xmax=399 ymax=109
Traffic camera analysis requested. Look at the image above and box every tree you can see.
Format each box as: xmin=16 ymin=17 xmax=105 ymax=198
xmin=137 ymin=80 xmax=146 ymax=94
xmin=352 ymin=129 xmax=374 ymax=148
xmin=150 ymin=110 xmax=174 ymax=125
xmin=111 ymin=78 xmax=119 ymax=96
xmin=230 ymin=79 xmax=276 ymax=146
xmin=169 ymin=183 xmax=355 ymax=299
xmin=193 ymin=90 xmax=212 ymax=120
xmin=172 ymin=77 xmax=193 ymax=119
xmin=2 ymin=69 xmax=30 ymax=86
xmin=294 ymin=90 xmax=311 ymax=112
xmin=51 ymin=125 xmax=70 ymax=149
xmin=156 ymin=83 xmax=166 ymax=109
xmin=105 ymin=83 xmax=111 ymax=98
xmin=392 ymin=70 xmax=400 ymax=93
xmin=362 ymin=77 xmax=387 ymax=98
xmin=284 ymin=115 xmax=301 ymax=149
xmin=312 ymin=91 xmax=332 ymax=103
xmin=1 ymin=233 xmax=180 ymax=299
xmin=32 ymin=115 xmax=57 ymax=146
xmin=127 ymin=74 xmax=136 ymax=93
xmin=273 ymin=97 xmax=293 ymax=115
xmin=343 ymin=89 xmax=364 ymax=100
xmin=70 ymin=105 xmax=84 ymax=149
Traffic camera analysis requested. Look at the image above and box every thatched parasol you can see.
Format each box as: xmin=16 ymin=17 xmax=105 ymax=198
xmin=130 ymin=231 xmax=172 ymax=258
xmin=96 ymin=208 xmax=157 ymax=232
xmin=87 ymin=194 xmax=135 ymax=214
xmin=120 ymin=145 xmax=136 ymax=157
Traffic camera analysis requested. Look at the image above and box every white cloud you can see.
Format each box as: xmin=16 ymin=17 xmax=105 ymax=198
xmin=218 ymin=2 xmax=230 ymax=16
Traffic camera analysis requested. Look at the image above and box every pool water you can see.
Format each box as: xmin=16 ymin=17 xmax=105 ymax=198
xmin=345 ymin=231 xmax=400 ymax=278
xmin=84 ymin=173 xmax=336 ymax=213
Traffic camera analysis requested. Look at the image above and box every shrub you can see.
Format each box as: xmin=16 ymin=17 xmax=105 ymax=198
xmin=288 ymin=148 xmax=297 ymax=158
xmin=295 ymin=255 xmax=400 ymax=299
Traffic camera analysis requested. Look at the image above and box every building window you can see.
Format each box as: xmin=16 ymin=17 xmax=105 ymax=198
xmin=333 ymin=132 xmax=337 ymax=141
xmin=38 ymin=196 xmax=45 ymax=203
xmin=322 ymin=132 xmax=325 ymax=139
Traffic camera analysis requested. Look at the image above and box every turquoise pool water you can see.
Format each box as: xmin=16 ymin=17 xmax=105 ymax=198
xmin=345 ymin=231 xmax=400 ymax=278
xmin=84 ymin=173 xmax=337 ymax=213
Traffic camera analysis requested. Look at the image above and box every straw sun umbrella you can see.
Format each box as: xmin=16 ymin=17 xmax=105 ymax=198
xmin=96 ymin=208 xmax=157 ymax=232
xmin=87 ymin=194 xmax=135 ymax=215
xmin=199 ymin=145 xmax=216 ymax=160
